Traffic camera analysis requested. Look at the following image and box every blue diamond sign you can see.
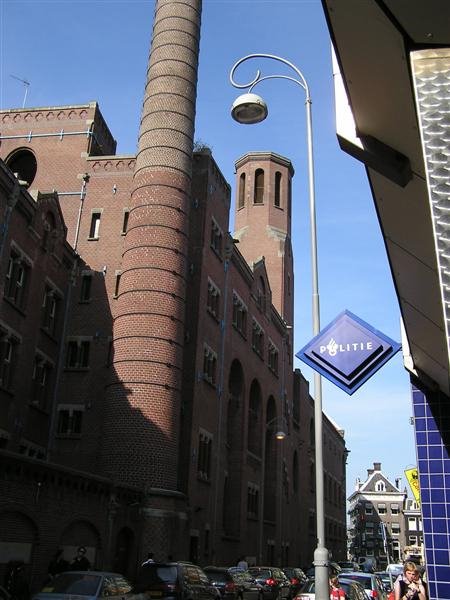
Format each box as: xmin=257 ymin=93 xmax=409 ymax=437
xmin=296 ymin=310 xmax=401 ymax=395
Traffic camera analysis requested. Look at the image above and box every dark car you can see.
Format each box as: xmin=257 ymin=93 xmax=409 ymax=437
xmin=247 ymin=568 xmax=290 ymax=600
xmin=338 ymin=562 xmax=360 ymax=573
xmin=33 ymin=571 xmax=135 ymax=600
xmin=281 ymin=569 xmax=307 ymax=598
xmin=204 ymin=568 xmax=261 ymax=600
xmin=337 ymin=572 xmax=386 ymax=600
xmin=339 ymin=578 xmax=368 ymax=600
xmin=133 ymin=562 xmax=218 ymax=600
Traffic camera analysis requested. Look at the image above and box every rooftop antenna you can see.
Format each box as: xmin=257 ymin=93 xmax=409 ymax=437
xmin=10 ymin=74 xmax=30 ymax=108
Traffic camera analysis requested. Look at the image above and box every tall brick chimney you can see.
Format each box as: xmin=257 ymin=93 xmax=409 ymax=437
xmin=102 ymin=0 xmax=202 ymax=498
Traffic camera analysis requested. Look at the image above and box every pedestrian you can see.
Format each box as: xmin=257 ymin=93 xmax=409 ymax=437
xmin=141 ymin=552 xmax=155 ymax=566
xmin=6 ymin=562 xmax=29 ymax=600
xmin=70 ymin=546 xmax=91 ymax=571
xmin=394 ymin=562 xmax=427 ymax=600
xmin=236 ymin=556 xmax=248 ymax=570
xmin=329 ymin=576 xmax=345 ymax=600
xmin=47 ymin=549 xmax=69 ymax=580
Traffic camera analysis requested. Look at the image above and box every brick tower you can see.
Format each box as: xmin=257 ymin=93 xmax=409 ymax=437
xmin=233 ymin=152 xmax=295 ymax=326
xmin=101 ymin=0 xmax=202 ymax=556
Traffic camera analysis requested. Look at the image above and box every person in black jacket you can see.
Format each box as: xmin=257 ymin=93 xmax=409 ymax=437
xmin=70 ymin=547 xmax=91 ymax=571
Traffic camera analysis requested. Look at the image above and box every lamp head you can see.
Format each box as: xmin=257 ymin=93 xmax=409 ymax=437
xmin=231 ymin=93 xmax=268 ymax=124
xmin=275 ymin=430 xmax=286 ymax=441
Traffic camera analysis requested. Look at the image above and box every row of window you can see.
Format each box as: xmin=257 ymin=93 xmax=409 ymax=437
xmin=237 ymin=169 xmax=291 ymax=211
xmin=364 ymin=502 xmax=400 ymax=515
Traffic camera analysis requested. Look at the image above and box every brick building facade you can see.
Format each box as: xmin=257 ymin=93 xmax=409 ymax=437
xmin=0 ymin=0 xmax=347 ymax=590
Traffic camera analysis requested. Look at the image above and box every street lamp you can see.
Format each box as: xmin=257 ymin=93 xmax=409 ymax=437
xmin=230 ymin=54 xmax=329 ymax=600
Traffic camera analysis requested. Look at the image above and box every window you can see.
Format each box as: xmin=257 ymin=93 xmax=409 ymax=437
xmin=42 ymin=285 xmax=61 ymax=335
xmin=197 ymin=430 xmax=212 ymax=481
xmin=268 ymin=340 xmax=279 ymax=375
xmin=378 ymin=503 xmax=386 ymax=514
xmin=210 ymin=218 xmax=223 ymax=257
xmin=57 ymin=406 xmax=83 ymax=436
xmin=89 ymin=211 xmax=101 ymax=239
xmin=274 ymin=171 xmax=282 ymax=207
xmin=257 ymin=277 xmax=266 ymax=312
xmin=122 ymin=210 xmax=130 ymax=234
xmin=5 ymin=148 xmax=37 ymax=187
xmin=391 ymin=503 xmax=399 ymax=515
xmin=18 ymin=439 xmax=46 ymax=459
xmin=203 ymin=344 xmax=217 ymax=385
xmin=238 ymin=173 xmax=246 ymax=209
xmin=247 ymin=483 xmax=259 ymax=518
xmin=0 ymin=335 xmax=18 ymax=390
xmin=4 ymin=249 xmax=30 ymax=308
xmin=375 ymin=480 xmax=386 ymax=492
xmin=391 ymin=523 xmax=400 ymax=536
xmin=114 ymin=272 xmax=121 ymax=298
xmin=251 ymin=319 xmax=264 ymax=357
xmin=206 ymin=279 xmax=220 ymax=319
xmin=80 ymin=273 xmax=93 ymax=302
xmin=408 ymin=517 xmax=417 ymax=530
xmin=254 ymin=169 xmax=264 ymax=204
xmin=409 ymin=535 xmax=418 ymax=545
xmin=365 ymin=503 xmax=373 ymax=515
xmin=31 ymin=355 xmax=52 ymax=410
xmin=65 ymin=339 xmax=90 ymax=369
xmin=232 ymin=292 xmax=247 ymax=336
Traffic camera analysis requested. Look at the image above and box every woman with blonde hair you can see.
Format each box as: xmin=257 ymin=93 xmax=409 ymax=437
xmin=394 ymin=562 xmax=427 ymax=600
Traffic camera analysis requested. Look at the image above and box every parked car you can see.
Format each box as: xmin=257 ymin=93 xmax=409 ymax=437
xmin=247 ymin=568 xmax=290 ymax=600
xmin=385 ymin=564 xmax=403 ymax=577
xmin=336 ymin=572 xmax=387 ymax=600
xmin=338 ymin=562 xmax=360 ymax=573
xmin=338 ymin=578 xmax=367 ymax=600
xmin=295 ymin=578 xmax=366 ymax=600
xmin=281 ymin=569 xmax=307 ymax=598
xmin=133 ymin=562 xmax=218 ymax=600
xmin=33 ymin=571 xmax=135 ymax=600
xmin=204 ymin=568 xmax=261 ymax=600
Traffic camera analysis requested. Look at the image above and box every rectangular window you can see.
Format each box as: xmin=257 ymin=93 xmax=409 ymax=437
xmin=268 ymin=340 xmax=279 ymax=375
xmin=391 ymin=523 xmax=400 ymax=536
xmin=409 ymin=535 xmax=418 ymax=545
xmin=57 ymin=407 xmax=83 ymax=436
xmin=4 ymin=251 xmax=29 ymax=308
xmin=232 ymin=292 xmax=247 ymax=337
xmin=365 ymin=503 xmax=373 ymax=515
xmin=42 ymin=285 xmax=61 ymax=335
xmin=89 ymin=212 xmax=101 ymax=239
xmin=80 ymin=273 xmax=93 ymax=302
xmin=122 ymin=210 xmax=130 ymax=234
xmin=247 ymin=484 xmax=259 ymax=518
xmin=0 ymin=336 xmax=17 ymax=390
xmin=378 ymin=503 xmax=386 ymax=514
xmin=31 ymin=356 xmax=52 ymax=410
xmin=206 ymin=279 xmax=220 ymax=319
xmin=65 ymin=339 xmax=90 ymax=369
xmin=408 ymin=517 xmax=417 ymax=530
xmin=114 ymin=272 xmax=121 ymax=298
xmin=252 ymin=319 xmax=264 ymax=357
xmin=203 ymin=344 xmax=217 ymax=385
xmin=197 ymin=430 xmax=212 ymax=481
xmin=210 ymin=218 xmax=223 ymax=257
xmin=391 ymin=503 xmax=399 ymax=515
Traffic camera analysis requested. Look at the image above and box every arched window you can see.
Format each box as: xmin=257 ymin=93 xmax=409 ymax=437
xmin=376 ymin=480 xmax=386 ymax=492
xmin=238 ymin=172 xmax=246 ymax=209
xmin=257 ymin=277 xmax=266 ymax=312
xmin=254 ymin=169 xmax=264 ymax=204
xmin=248 ymin=379 xmax=262 ymax=455
xmin=274 ymin=171 xmax=282 ymax=207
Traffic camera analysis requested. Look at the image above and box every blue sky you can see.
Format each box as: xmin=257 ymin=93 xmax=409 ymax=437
xmin=0 ymin=0 xmax=416 ymax=498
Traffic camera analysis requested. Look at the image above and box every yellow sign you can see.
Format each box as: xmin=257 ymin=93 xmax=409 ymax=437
xmin=405 ymin=467 xmax=420 ymax=505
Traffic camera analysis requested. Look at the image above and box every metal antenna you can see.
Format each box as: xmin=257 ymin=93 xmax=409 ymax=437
xmin=10 ymin=74 xmax=30 ymax=108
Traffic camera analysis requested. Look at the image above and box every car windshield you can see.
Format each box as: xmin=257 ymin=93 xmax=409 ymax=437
xmin=206 ymin=572 xmax=228 ymax=583
xmin=42 ymin=573 xmax=101 ymax=596
xmin=300 ymin=581 xmax=315 ymax=593
xmin=342 ymin=575 xmax=371 ymax=590
xmin=135 ymin=566 xmax=178 ymax=589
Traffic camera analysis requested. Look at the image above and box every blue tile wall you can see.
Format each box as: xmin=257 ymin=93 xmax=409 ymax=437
xmin=412 ymin=383 xmax=450 ymax=600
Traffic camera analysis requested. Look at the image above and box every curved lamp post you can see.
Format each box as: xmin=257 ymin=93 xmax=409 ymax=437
xmin=230 ymin=54 xmax=329 ymax=600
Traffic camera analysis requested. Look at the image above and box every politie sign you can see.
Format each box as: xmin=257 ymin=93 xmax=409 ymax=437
xmin=296 ymin=310 xmax=401 ymax=395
